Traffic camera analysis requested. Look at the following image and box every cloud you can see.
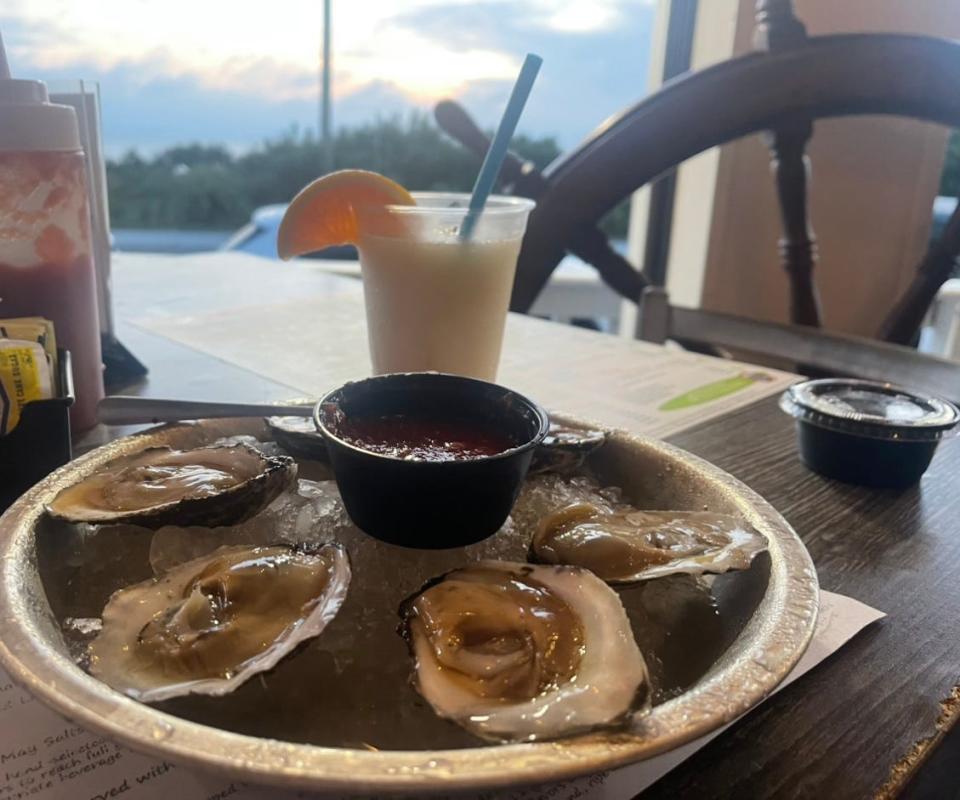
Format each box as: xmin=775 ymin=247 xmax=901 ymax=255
xmin=334 ymin=80 xmax=423 ymax=123
xmin=394 ymin=1 xmax=655 ymax=148
xmin=0 ymin=0 xmax=655 ymax=153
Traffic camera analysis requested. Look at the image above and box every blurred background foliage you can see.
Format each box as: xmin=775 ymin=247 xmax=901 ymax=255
xmin=107 ymin=117 xmax=958 ymax=240
xmin=941 ymin=130 xmax=960 ymax=197
xmin=106 ymin=112 xmax=632 ymax=238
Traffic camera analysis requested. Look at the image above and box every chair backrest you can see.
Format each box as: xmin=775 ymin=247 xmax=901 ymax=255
xmin=507 ymin=0 xmax=960 ymax=345
xmin=638 ymin=286 xmax=960 ymax=403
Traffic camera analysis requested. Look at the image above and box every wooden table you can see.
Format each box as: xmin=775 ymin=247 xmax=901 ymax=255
xmin=88 ymin=253 xmax=960 ymax=799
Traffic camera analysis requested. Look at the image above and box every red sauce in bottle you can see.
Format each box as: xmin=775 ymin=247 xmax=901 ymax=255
xmin=0 ymin=151 xmax=104 ymax=432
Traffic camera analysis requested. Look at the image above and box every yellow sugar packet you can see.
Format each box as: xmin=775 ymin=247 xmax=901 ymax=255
xmin=0 ymin=317 xmax=58 ymax=390
xmin=0 ymin=340 xmax=54 ymax=436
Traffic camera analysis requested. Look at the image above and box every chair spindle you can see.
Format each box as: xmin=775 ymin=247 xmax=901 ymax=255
xmin=756 ymin=0 xmax=823 ymax=328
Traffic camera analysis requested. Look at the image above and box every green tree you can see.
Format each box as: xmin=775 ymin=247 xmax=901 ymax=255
xmin=104 ymin=114 xmax=578 ymax=232
xmin=157 ymin=144 xmax=234 ymax=170
xmin=941 ymin=130 xmax=960 ymax=197
xmin=510 ymin=133 xmax=562 ymax=171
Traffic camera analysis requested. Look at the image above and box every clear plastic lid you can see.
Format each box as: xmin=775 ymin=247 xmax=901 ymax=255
xmin=779 ymin=379 xmax=959 ymax=442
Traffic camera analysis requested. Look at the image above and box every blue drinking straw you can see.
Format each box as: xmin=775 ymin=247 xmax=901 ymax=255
xmin=460 ymin=53 xmax=543 ymax=241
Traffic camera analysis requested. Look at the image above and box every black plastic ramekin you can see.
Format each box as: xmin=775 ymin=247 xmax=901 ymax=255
xmin=314 ymin=372 xmax=549 ymax=548
xmin=780 ymin=379 xmax=959 ymax=488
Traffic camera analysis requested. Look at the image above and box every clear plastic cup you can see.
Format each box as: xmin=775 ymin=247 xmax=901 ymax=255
xmin=356 ymin=193 xmax=535 ymax=382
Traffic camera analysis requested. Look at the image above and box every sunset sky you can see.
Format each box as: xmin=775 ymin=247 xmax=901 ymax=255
xmin=1 ymin=0 xmax=655 ymax=155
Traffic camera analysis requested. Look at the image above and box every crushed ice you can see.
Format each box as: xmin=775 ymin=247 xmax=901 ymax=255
xmin=149 ymin=479 xmax=352 ymax=574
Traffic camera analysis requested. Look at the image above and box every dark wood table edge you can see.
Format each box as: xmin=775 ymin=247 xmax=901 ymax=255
xmin=880 ymin=686 xmax=960 ymax=799
xmin=663 ymin=395 xmax=959 ymax=800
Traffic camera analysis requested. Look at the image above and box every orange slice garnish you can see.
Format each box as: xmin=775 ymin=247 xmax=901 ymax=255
xmin=277 ymin=169 xmax=415 ymax=260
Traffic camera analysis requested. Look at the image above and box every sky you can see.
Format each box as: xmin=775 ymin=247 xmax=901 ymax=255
xmin=1 ymin=0 xmax=656 ymax=157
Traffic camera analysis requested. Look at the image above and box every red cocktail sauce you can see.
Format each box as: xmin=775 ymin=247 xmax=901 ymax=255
xmin=334 ymin=414 xmax=515 ymax=461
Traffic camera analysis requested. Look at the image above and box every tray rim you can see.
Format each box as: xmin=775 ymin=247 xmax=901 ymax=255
xmin=0 ymin=414 xmax=819 ymax=795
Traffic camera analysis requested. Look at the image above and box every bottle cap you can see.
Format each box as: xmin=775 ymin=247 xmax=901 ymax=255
xmin=0 ymin=32 xmax=81 ymax=152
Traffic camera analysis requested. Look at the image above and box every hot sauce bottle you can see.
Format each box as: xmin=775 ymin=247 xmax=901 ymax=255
xmin=0 ymin=57 xmax=104 ymax=432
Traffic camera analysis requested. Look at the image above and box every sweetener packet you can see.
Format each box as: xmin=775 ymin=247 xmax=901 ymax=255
xmin=0 ymin=339 xmax=54 ymax=435
xmin=0 ymin=317 xmax=58 ymax=390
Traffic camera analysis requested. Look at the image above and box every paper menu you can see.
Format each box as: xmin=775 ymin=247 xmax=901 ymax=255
xmin=0 ymin=591 xmax=883 ymax=800
xmin=499 ymin=317 xmax=798 ymax=440
xmin=131 ymin=294 xmax=798 ymax=442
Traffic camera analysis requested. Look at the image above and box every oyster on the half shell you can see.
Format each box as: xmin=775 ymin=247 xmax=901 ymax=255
xmin=531 ymin=503 xmax=768 ymax=584
xmin=89 ymin=543 xmax=350 ymax=702
xmin=400 ymin=560 xmax=649 ymax=743
xmin=265 ymin=415 xmax=330 ymax=462
xmin=46 ymin=444 xmax=296 ymax=529
xmin=528 ymin=424 xmax=606 ymax=475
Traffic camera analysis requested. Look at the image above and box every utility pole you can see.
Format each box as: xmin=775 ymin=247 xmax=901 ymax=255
xmin=320 ymin=0 xmax=333 ymax=172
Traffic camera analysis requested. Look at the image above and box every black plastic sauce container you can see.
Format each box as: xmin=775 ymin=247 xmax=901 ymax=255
xmin=779 ymin=379 xmax=959 ymax=488
xmin=315 ymin=373 xmax=549 ymax=548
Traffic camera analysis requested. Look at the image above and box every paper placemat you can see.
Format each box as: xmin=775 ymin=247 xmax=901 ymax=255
xmin=0 ymin=590 xmax=883 ymax=800
xmin=131 ymin=293 xmax=798 ymax=440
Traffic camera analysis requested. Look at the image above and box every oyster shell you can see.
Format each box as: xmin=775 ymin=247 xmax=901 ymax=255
xmin=531 ymin=503 xmax=768 ymax=584
xmin=400 ymin=560 xmax=649 ymax=742
xmin=210 ymin=434 xmax=287 ymax=458
xmin=529 ymin=424 xmax=606 ymax=475
xmin=46 ymin=444 xmax=296 ymax=529
xmin=265 ymin=416 xmax=329 ymax=462
xmin=89 ymin=543 xmax=350 ymax=702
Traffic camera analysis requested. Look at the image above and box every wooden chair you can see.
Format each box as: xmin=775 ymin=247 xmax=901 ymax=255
xmin=638 ymin=286 xmax=960 ymax=402
xmin=435 ymin=0 xmax=960 ymax=378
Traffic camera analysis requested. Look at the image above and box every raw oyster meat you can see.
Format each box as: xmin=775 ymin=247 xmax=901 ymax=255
xmin=400 ymin=560 xmax=649 ymax=742
xmin=531 ymin=503 xmax=767 ymax=584
xmin=89 ymin=543 xmax=350 ymax=702
xmin=529 ymin=423 xmax=606 ymax=475
xmin=511 ymin=473 xmax=621 ymax=538
xmin=46 ymin=444 xmax=296 ymax=529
